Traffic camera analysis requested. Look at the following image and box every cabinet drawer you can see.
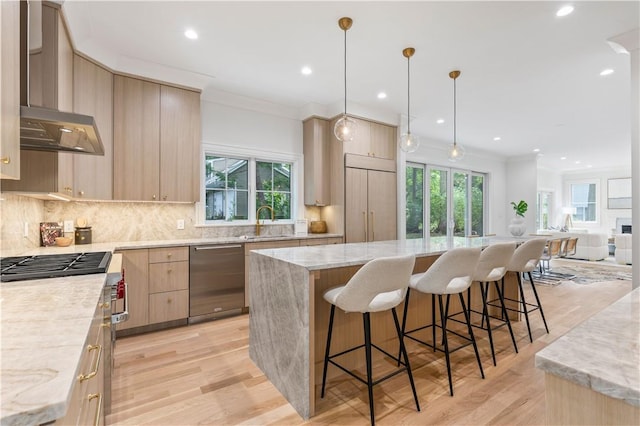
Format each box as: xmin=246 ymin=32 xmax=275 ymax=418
xmin=149 ymin=290 xmax=189 ymax=324
xmin=149 ymin=246 xmax=188 ymax=263
xmin=149 ymin=261 xmax=188 ymax=293
xmin=302 ymin=238 xmax=327 ymax=246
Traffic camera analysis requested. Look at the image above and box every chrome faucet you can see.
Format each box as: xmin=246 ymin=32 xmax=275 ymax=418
xmin=256 ymin=205 xmax=275 ymax=236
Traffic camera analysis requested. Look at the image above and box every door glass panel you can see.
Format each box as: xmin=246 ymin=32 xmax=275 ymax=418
xmin=406 ymin=164 xmax=424 ymax=239
xmin=429 ymin=169 xmax=448 ymax=237
xmin=471 ymin=175 xmax=484 ymax=236
xmin=452 ymin=172 xmax=468 ymax=236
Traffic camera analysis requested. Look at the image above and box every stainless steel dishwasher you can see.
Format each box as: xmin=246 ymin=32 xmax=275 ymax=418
xmin=189 ymin=244 xmax=245 ymax=323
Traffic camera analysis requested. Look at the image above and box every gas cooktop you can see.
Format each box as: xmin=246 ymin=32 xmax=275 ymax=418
xmin=0 ymin=252 xmax=112 ymax=282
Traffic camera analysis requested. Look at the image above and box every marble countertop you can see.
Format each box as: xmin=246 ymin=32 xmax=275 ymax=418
xmin=5 ymin=233 xmax=342 ymax=257
xmin=0 ymin=274 xmax=109 ymax=425
xmin=250 ymin=236 xmax=530 ymax=270
xmin=535 ymin=287 xmax=640 ymax=407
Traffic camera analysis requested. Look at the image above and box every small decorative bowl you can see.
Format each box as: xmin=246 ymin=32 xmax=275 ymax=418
xmin=55 ymin=236 xmax=73 ymax=247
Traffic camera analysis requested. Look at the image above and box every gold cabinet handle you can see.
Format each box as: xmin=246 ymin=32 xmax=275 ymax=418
xmin=152 ymin=194 xmax=157 ymax=200
xmin=167 ymin=253 xmax=172 ymax=258
xmin=88 ymin=393 xmax=102 ymax=426
xmin=99 ymin=302 xmax=110 ymax=309
xmin=101 ymin=321 xmax=111 ymax=328
xmin=78 ymin=190 xmax=85 ymax=197
xmin=362 ymin=211 xmax=367 ymax=241
xmin=370 ymin=211 xmax=375 ymax=241
xmin=78 ymin=344 xmax=102 ymax=382
xmin=1 ymin=156 xmax=10 ymax=164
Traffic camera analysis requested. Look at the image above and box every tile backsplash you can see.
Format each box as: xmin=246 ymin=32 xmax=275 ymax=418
xmin=0 ymin=194 xmax=311 ymax=255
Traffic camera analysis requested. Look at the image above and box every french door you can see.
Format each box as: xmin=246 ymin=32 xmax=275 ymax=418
xmin=406 ymin=163 xmax=486 ymax=238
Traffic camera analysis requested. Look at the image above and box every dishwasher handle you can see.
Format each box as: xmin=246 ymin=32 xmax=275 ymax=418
xmin=193 ymin=245 xmax=243 ymax=251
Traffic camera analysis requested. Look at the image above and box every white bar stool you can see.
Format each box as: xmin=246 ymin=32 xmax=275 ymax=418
xmin=320 ymin=254 xmax=420 ymax=425
xmin=400 ymin=247 xmax=483 ymax=397
xmin=466 ymin=242 xmax=518 ymax=366
xmin=505 ymin=238 xmax=550 ymax=342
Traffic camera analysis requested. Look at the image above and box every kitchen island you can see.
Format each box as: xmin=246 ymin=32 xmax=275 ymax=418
xmin=535 ymin=287 xmax=640 ymax=425
xmin=248 ymin=236 xmax=528 ymax=419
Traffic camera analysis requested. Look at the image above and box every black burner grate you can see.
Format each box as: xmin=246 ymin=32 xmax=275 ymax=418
xmin=0 ymin=252 xmax=112 ymax=282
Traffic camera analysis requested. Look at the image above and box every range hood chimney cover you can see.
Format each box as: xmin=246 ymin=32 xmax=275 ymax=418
xmin=20 ymin=106 xmax=105 ymax=155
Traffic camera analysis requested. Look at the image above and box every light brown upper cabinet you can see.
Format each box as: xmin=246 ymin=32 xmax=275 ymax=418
xmin=341 ymin=117 xmax=396 ymax=161
xmin=0 ymin=0 xmax=20 ymax=180
xmin=113 ymin=75 xmax=200 ymax=202
xmin=344 ymin=154 xmax=397 ymax=243
xmin=73 ymin=55 xmax=114 ymax=200
xmin=303 ymin=117 xmax=330 ymax=206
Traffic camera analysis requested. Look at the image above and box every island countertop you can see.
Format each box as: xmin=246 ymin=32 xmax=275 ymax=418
xmin=250 ymin=236 xmax=509 ymax=270
xmin=535 ymin=287 xmax=640 ymax=407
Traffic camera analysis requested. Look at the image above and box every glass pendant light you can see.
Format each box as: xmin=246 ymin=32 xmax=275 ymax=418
xmin=447 ymin=70 xmax=465 ymax=162
xmin=399 ymin=47 xmax=419 ymax=153
xmin=334 ymin=17 xmax=356 ymax=142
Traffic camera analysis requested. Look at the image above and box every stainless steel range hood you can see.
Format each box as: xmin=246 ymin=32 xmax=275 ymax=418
xmin=20 ymin=105 xmax=105 ymax=155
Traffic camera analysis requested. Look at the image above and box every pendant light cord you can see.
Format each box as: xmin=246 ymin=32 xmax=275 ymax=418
xmin=343 ymin=28 xmax=347 ymax=116
xmin=407 ymin=55 xmax=411 ymax=134
xmin=453 ymin=76 xmax=457 ymax=145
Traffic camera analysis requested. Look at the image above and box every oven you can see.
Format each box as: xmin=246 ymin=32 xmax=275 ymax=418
xmin=0 ymin=251 xmax=129 ymax=417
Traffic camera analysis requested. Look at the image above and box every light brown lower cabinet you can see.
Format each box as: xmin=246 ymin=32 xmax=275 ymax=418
xmin=55 ymin=295 xmax=106 ymax=425
xmin=116 ymin=246 xmax=189 ymax=333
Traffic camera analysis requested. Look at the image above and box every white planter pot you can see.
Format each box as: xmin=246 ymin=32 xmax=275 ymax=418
xmin=508 ymin=216 xmax=526 ymax=236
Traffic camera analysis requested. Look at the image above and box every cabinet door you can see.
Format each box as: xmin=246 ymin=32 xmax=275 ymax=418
xmin=367 ymin=170 xmax=397 ymax=241
xmin=73 ymin=55 xmax=114 ymax=200
xmin=116 ymin=249 xmax=149 ymax=330
xmin=56 ymin=11 xmax=75 ymax=196
xmin=345 ymin=167 xmax=369 ymax=243
xmin=113 ymin=76 xmax=160 ymax=201
xmin=0 ymin=0 xmax=20 ymax=180
xmin=149 ymin=290 xmax=189 ymax=324
xmin=159 ymin=85 xmax=200 ymax=202
xmin=341 ymin=117 xmax=371 ymax=157
xmin=303 ymin=117 xmax=330 ymax=206
xmin=370 ymin=122 xmax=396 ymax=160
xmin=149 ymin=261 xmax=189 ymax=293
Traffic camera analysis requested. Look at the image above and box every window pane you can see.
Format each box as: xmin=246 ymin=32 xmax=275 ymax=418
xmin=430 ymin=169 xmax=448 ymax=237
xmin=406 ymin=165 xmax=424 ymax=239
xmin=571 ymin=183 xmax=596 ymax=222
xmin=256 ymin=161 xmax=291 ymax=220
xmin=452 ymin=172 xmax=468 ymax=236
xmin=471 ymin=175 xmax=484 ymax=236
xmin=205 ymin=155 xmax=249 ymax=221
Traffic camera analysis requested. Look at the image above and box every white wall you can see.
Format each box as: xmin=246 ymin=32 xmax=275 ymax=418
xmin=562 ymin=167 xmax=632 ymax=235
xmin=201 ymin=100 xmax=303 ymax=154
xmin=506 ymin=155 xmax=538 ymax=235
xmin=405 ymin=139 xmax=508 ymax=236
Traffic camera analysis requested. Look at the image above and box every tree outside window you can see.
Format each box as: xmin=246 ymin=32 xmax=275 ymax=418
xmin=205 ymin=155 xmax=248 ymax=221
xmin=256 ymin=161 xmax=291 ymax=220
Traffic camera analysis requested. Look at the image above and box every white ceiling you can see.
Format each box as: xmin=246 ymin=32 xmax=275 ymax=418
xmin=61 ymin=1 xmax=639 ymax=173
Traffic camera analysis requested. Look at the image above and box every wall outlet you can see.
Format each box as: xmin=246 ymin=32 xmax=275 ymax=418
xmin=63 ymin=220 xmax=74 ymax=233
xmin=177 ymin=219 xmax=185 ymax=230
xmin=23 ymin=222 xmax=29 ymax=238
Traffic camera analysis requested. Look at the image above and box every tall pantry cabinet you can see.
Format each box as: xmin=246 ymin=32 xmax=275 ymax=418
xmin=113 ymin=75 xmax=201 ymax=202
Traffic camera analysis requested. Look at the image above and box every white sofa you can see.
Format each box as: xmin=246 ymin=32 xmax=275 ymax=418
xmin=545 ymin=231 xmax=609 ymax=261
xmin=615 ymin=234 xmax=632 ymax=265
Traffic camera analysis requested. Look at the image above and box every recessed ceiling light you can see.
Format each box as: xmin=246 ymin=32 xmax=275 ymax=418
xmin=493 ymin=136 xmax=501 ymax=141
xmin=533 ymin=148 xmax=540 ymax=152
xmin=301 ymin=66 xmax=312 ymax=76
xmin=436 ymin=119 xmax=445 ymax=124
xmin=556 ymin=5 xmax=574 ymax=17
xmin=560 ymin=156 xmax=567 ymax=160
xmin=377 ymin=92 xmax=387 ymax=99
xmin=184 ymin=29 xmax=198 ymax=40
xmin=600 ymin=68 xmax=614 ymax=76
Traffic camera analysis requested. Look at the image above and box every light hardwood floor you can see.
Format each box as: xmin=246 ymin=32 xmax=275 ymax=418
xmin=108 ymin=277 xmax=633 ymax=425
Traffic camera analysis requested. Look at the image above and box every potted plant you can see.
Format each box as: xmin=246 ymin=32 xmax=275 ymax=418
xmin=508 ymin=200 xmax=528 ymax=236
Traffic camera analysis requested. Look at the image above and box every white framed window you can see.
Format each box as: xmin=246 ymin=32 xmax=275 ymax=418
xmin=569 ymin=180 xmax=598 ymax=223
xmin=198 ymin=143 xmax=302 ymax=225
